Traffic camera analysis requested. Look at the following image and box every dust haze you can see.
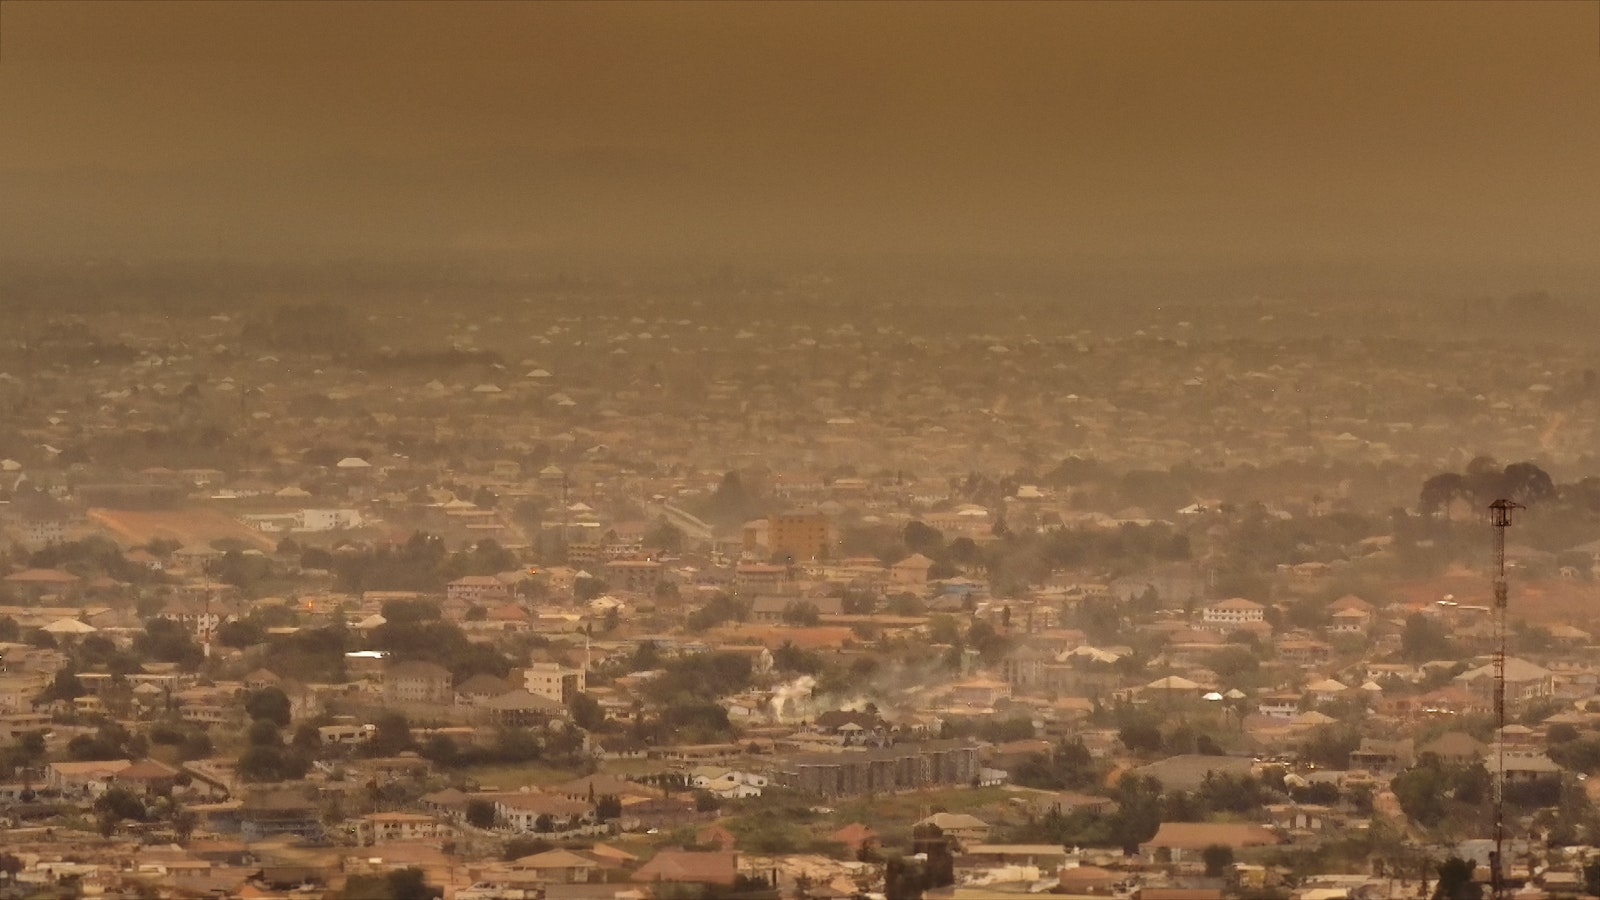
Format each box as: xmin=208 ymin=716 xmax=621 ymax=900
xmin=5 ymin=3 xmax=1600 ymax=898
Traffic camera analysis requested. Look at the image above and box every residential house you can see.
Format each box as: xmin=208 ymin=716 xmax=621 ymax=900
xmin=1456 ymin=657 xmax=1555 ymax=705
xmin=1140 ymin=822 xmax=1281 ymax=863
xmin=47 ymin=759 xmax=132 ymax=796
xmin=383 ymin=661 xmax=453 ymax=706
xmin=890 ymin=553 xmax=936 ymax=587
xmin=1201 ymin=598 xmax=1264 ymax=630
xmin=455 ymin=673 xmax=514 ymax=707
xmin=1133 ymin=755 xmax=1255 ymax=793
xmin=505 ymin=849 xmax=603 ymax=885
xmin=356 ymin=812 xmax=452 ymax=845
xmin=632 ymin=850 xmax=738 ymax=891
xmin=916 ymin=812 xmax=991 ymax=845
xmin=447 ymin=575 xmax=512 ymax=606
xmin=524 ymin=662 xmax=585 ymax=704
xmin=1349 ymin=738 xmax=1414 ymax=773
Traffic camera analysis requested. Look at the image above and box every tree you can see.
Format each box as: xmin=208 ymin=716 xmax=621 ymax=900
xmin=903 ymin=521 xmax=944 ymax=556
xmin=420 ymin=734 xmax=459 ymax=768
xmin=173 ymin=806 xmax=197 ymax=844
xmin=37 ymin=665 xmax=85 ymax=704
xmin=568 ymin=692 xmax=606 ymax=732
xmin=1501 ymin=462 xmax=1555 ymax=507
xmin=93 ymin=785 xmax=148 ymax=835
xmin=217 ymin=619 xmax=266 ymax=649
xmin=1432 ymin=857 xmax=1483 ymax=900
xmin=248 ymin=719 xmax=283 ymax=747
xmin=133 ymin=617 xmax=204 ymax=669
xmin=244 ymin=686 xmax=293 ymax=727
xmin=1202 ymin=844 xmax=1235 ymax=877
xmin=465 ymin=798 xmax=498 ymax=829
xmin=781 ymin=600 xmax=821 ymax=626
xmin=1400 ymin=613 xmax=1452 ymax=662
xmin=365 ymin=712 xmax=415 ymax=757
xmin=1298 ymin=724 xmax=1362 ymax=770
xmin=1120 ymin=720 xmax=1164 ymax=755
xmin=1419 ymin=473 xmax=1470 ymax=517
xmin=334 ymin=868 xmax=441 ymax=900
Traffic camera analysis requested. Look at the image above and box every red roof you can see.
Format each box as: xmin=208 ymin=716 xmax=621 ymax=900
xmin=633 ymin=850 xmax=737 ymax=885
xmin=829 ymin=822 xmax=877 ymax=847
xmin=4 ymin=568 xmax=81 ymax=584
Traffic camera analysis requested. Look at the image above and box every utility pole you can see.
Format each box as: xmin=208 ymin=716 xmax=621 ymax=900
xmin=1489 ymin=498 xmax=1520 ymax=900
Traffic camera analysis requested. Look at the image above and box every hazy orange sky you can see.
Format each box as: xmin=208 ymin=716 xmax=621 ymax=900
xmin=1 ymin=1 xmax=1597 ymax=285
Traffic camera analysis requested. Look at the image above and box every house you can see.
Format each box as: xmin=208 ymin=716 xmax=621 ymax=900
xmin=1140 ymin=822 xmax=1281 ymax=862
xmin=750 ymin=594 xmax=844 ymax=623
xmin=47 ymin=759 xmax=132 ymax=796
xmin=383 ymin=661 xmax=453 ymax=705
xmin=243 ymin=668 xmax=282 ymax=692
xmin=916 ymin=812 xmax=991 ymax=844
xmin=495 ymin=792 xmax=594 ymax=833
xmin=447 ymin=575 xmax=512 ymax=606
xmin=1455 ymin=657 xmax=1555 ymax=705
xmin=733 ymin=563 xmax=788 ymax=595
xmin=455 ymin=673 xmax=514 ymax=706
xmin=1328 ymin=607 xmax=1372 ymax=635
xmin=1493 ymin=750 xmax=1563 ymax=785
xmin=356 ymin=812 xmax=452 ymax=845
xmin=2 ymin=568 xmax=81 ymax=598
xmin=523 ymin=662 xmax=585 ymax=704
xmin=506 ymin=848 xmax=603 ymax=884
xmin=1257 ymin=692 xmax=1301 ymax=719
xmin=772 ymin=740 xmax=979 ymax=798
xmin=113 ymin=758 xmax=183 ymax=795
xmin=764 ymin=510 xmax=832 ymax=564
xmin=1133 ymin=755 xmax=1255 ymax=793
xmin=240 ymin=790 xmax=323 ymax=841
xmin=1349 ymin=738 xmax=1414 ymax=773
xmin=320 ymin=723 xmax=375 ymax=746
xmin=1025 ymin=790 xmax=1119 ymax=818
xmin=1268 ymin=802 xmax=1335 ymax=834
xmin=480 ymin=689 xmax=568 ymax=727
xmin=890 ymin=553 xmax=936 ymax=586
xmin=689 ymin=767 xmax=768 ymax=799
xmin=1420 ymin=732 xmax=1487 ymax=766
xmin=1306 ymin=678 xmax=1351 ymax=706
xmin=604 ymin=559 xmax=663 ymax=593
xmin=829 ymin=823 xmax=878 ymax=855
xmin=632 ymin=849 xmax=738 ymax=889
xmin=1201 ymin=598 xmax=1264 ymax=630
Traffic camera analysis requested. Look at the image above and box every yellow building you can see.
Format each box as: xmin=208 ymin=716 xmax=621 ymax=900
xmin=766 ymin=511 xmax=831 ymax=564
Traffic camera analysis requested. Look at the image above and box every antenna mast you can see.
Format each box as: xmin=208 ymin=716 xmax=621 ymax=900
xmin=1488 ymin=498 xmax=1520 ymax=900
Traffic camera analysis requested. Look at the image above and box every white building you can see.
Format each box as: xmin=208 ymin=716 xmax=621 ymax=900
xmin=1201 ymin=598 xmax=1265 ymax=628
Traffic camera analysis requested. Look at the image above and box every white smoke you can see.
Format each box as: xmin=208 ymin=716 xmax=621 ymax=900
xmin=769 ymin=675 xmax=817 ymax=722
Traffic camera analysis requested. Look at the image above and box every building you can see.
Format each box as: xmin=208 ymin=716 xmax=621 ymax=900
xmin=766 ymin=511 xmax=831 ymax=564
xmin=632 ymin=850 xmax=738 ymax=890
xmin=604 ymin=559 xmax=663 ymax=593
xmin=1140 ymin=822 xmax=1281 ymax=863
xmin=383 ymin=661 xmax=453 ymax=706
xmin=772 ymin=740 xmax=979 ymax=799
xmin=355 ymin=812 xmax=452 ymax=845
xmin=1201 ymin=598 xmax=1265 ymax=629
xmin=1455 ymin=657 xmax=1555 ymax=705
xmin=447 ymin=575 xmax=512 ymax=606
xmin=523 ymin=662 xmax=585 ymax=705
xmin=295 ymin=508 xmax=364 ymax=532
xmin=890 ymin=553 xmax=936 ymax=586
xmin=733 ymin=563 xmax=788 ymax=595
